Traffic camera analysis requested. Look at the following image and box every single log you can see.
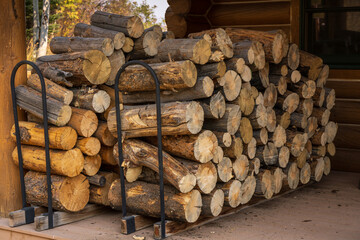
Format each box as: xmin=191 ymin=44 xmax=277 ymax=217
xmin=226 ymin=28 xmax=285 ymax=63
xmin=99 ymin=145 xmax=117 ymax=166
xmin=24 ymin=171 xmax=89 ymax=212
xmin=288 ymin=69 xmax=301 ymax=83
xmin=286 ymin=130 xmax=308 ymax=157
xmin=255 ymin=170 xmax=274 ymax=199
xmin=180 ymin=159 xmax=218 ymax=194
xmin=290 ymin=149 xmax=308 ymax=169
xmin=239 ymin=175 xmax=256 ymax=204
xmin=212 ymin=146 xmax=224 ymax=164
xmin=90 ymin=11 xmax=144 ymax=38
xmin=256 ymin=142 xmax=278 ymax=166
xmin=147 ymin=130 xmax=218 ymax=163
xmin=299 ymin=162 xmax=311 ymax=184
xmin=217 ymin=70 xmax=242 ymax=101
xmin=90 ymin=171 xmax=119 ymax=206
xmin=10 ymin=121 xmax=77 ymax=150
xmin=324 ymin=88 xmax=336 ymax=110
xmin=271 ymin=168 xmax=284 ymax=194
xmin=201 ymin=189 xmax=224 ymax=217
xmin=283 ymin=162 xmax=300 ymax=189
xmin=296 ymin=98 xmax=314 ymax=117
xmin=124 ymin=163 xmax=143 ymax=183
xmin=144 ymin=25 xmax=163 ymax=39
xmin=203 ymin=104 xmax=241 ymax=135
xmin=50 ymin=37 xmax=114 ymax=56
xmin=239 ymin=117 xmax=253 ymax=144
xmin=217 ymin=157 xmax=233 ymax=182
xmin=232 ymin=40 xmax=265 ymax=70
xmin=255 ymin=92 xmax=264 ymax=105
xmin=323 ymin=156 xmax=331 ymax=176
xmin=167 ymin=0 xmax=191 ymax=14
xmin=76 ymin=137 xmax=101 ymax=156
xmin=243 ymin=137 xmax=257 ymax=160
xmin=266 ymin=107 xmax=277 ymax=133
xmin=107 ymin=101 xmax=204 ymax=138
xmin=286 ymin=43 xmax=300 ymax=70
xmin=68 ymin=107 xmax=98 ymax=137
xmin=264 ymin=83 xmax=278 ymax=108
xmin=87 ymin=174 xmax=106 ymax=187
xmin=188 ymin=28 xmax=234 ymax=59
xmin=317 ymin=65 xmax=329 ymax=88
xmin=197 ymin=61 xmax=226 ymax=79
xmin=299 ymin=50 xmax=323 ymax=79
xmin=15 ymin=85 xmax=72 ymax=126
xmin=200 ymin=91 xmax=226 ymax=119
xmin=290 ymin=112 xmax=308 ymax=129
xmin=83 ymin=154 xmax=101 ymax=176
xmin=312 ymin=107 xmax=330 ymax=127
xmin=249 ymin=158 xmax=261 ymax=175
xmin=218 ymin=180 xmax=241 ymax=208
xmin=27 ymin=74 xmax=73 ymax=105
xmin=312 ymin=145 xmax=326 ymax=157
xmin=106 ymin=50 xmax=126 ymax=86
xmin=213 ymin=131 xmax=232 ymax=148
xmin=116 ymin=60 xmax=197 ymax=92
xmin=71 ymin=88 xmax=110 ymax=114
xmin=209 ymin=50 xmax=225 ymax=63
xmin=39 ymin=66 xmax=73 ymax=88
xmin=276 ymin=91 xmax=300 ymax=114
xmin=122 ymin=37 xmax=134 ymax=53
xmin=74 ymin=23 xmax=125 ymax=50
xmin=130 ymin=31 xmax=161 ymax=59
xmin=94 ymin=121 xmax=117 ymax=147
xmin=325 ymin=121 xmax=338 ymax=144
xmin=288 ymin=78 xmax=316 ymax=99
xmin=233 ymin=155 xmax=249 ymax=181
xmin=248 ymin=104 xmax=267 ymax=129
xmin=231 ymin=82 xmax=255 ymax=116
xmin=269 ymin=75 xmax=287 ymax=96
xmin=223 ymin=135 xmax=243 ymax=159
xmin=274 ymin=109 xmax=291 ymax=129
xmin=305 ymin=140 xmax=313 ymax=158
xmin=226 ymin=57 xmax=245 ymax=74
xmin=157 ymin=38 xmax=211 ymax=65
xmin=269 ymin=64 xmax=288 ymax=76
xmin=12 ymin=146 xmax=84 ymax=177
xmin=36 ymin=50 xmax=111 ymax=85
xmin=109 ymin=180 xmax=202 ymax=223
xmin=312 ymin=87 xmax=325 ymax=107
xmin=115 ymin=139 xmax=196 ymax=193
xmin=311 ymin=157 xmax=325 ymax=182
xmin=252 ymin=62 xmax=270 ymax=88
xmin=253 ymin=128 xmax=268 ymax=146
xmin=271 ymin=125 xmax=286 ymax=148
xmin=305 ymin=116 xmax=318 ymax=138
xmin=327 ymin=142 xmax=336 ymax=157
xmin=278 ymin=146 xmax=290 ymax=168
xmin=311 ymin=128 xmax=328 ymax=146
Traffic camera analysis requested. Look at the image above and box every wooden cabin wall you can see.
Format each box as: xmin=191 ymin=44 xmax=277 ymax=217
xmin=166 ymin=0 xmax=300 ymax=44
xmin=326 ymin=70 xmax=360 ymax=172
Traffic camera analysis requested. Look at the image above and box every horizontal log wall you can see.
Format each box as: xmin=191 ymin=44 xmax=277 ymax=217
xmin=326 ymin=70 xmax=360 ymax=172
xmin=166 ymin=0 xmax=299 ymax=43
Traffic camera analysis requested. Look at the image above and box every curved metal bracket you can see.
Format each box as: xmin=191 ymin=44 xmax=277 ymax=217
xmin=114 ymin=60 xmax=165 ymax=238
xmin=11 ymin=60 xmax=53 ymax=229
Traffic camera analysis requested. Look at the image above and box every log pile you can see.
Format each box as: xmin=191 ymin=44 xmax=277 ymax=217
xmin=11 ymin=10 xmax=337 ymax=225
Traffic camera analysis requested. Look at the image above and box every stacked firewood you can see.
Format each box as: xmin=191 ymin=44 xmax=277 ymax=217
xmin=11 ymin=11 xmax=337 ymax=224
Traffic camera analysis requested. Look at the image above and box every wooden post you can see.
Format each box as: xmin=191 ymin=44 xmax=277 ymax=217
xmin=0 ymin=0 xmax=25 ymax=217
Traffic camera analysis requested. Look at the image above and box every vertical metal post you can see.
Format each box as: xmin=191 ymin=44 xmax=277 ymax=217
xmin=10 ymin=60 xmax=53 ymax=228
xmin=114 ymin=60 xmax=166 ymax=238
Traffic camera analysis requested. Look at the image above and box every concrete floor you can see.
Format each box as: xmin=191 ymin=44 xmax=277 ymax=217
xmin=1 ymin=171 xmax=359 ymax=240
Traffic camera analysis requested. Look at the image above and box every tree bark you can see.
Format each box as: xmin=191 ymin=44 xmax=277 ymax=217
xmin=276 ymin=91 xmax=300 ymax=114
xmin=232 ymin=40 xmax=265 ymax=70
xmin=37 ymin=0 xmax=50 ymax=57
xmin=283 ymin=162 xmax=299 ymax=189
xmin=286 ymin=130 xmax=308 ymax=157
xmin=197 ymin=61 xmax=226 ymax=79
xmin=199 ymin=91 xmax=226 ymax=119
xmin=201 ymin=189 xmax=224 ymax=217
xmin=129 ymin=30 xmax=161 ymax=59
xmin=223 ymin=135 xmax=243 ymax=159
xmin=218 ymin=180 xmax=241 ymax=208
xmin=71 ymin=88 xmax=110 ymax=114
xmin=255 ymin=142 xmax=278 ymax=166
xmin=203 ymin=104 xmax=241 ymax=135
xmin=255 ymin=170 xmax=274 ymax=199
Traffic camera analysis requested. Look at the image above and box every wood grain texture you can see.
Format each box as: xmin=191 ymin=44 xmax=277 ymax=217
xmin=331 ymin=148 xmax=360 ymax=172
xmin=334 ymin=124 xmax=360 ymax=149
xmin=330 ymin=99 xmax=360 ymax=124
xmin=326 ymin=79 xmax=360 ymax=99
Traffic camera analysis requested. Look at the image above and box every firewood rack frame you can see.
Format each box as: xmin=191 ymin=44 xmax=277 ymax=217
xmin=114 ymin=60 xmax=166 ymax=239
xmin=10 ymin=60 xmax=54 ymax=229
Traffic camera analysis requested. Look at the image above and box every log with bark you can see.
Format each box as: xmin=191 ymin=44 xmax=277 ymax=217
xmin=107 ymin=101 xmax=204 ymax=138
xmin=201 ymin=189 xmax=224 ymax=217
xmin=218 ymin=180 xmax=242 ymax=208
xmin=10 ymin=121 xmax=77 ymax=150
xmin=255 ymin=170 xmax=274 ymax=199
xmin=24 ymin=171 xmax=89 ymax=212
xmin=223 ymin=135 xmax=243 ymax=159
xmin=199 ymin=91 xmax=226 ymax=119
xmin=108 ymin=180 xmax=202 ymax=223
xmin=12 ymin=145 xmax=84 ymax=177
xmin=232 ymin=40 xmax=265 ymax=70
xmin=94 ymin=121 xmax=117 ymax=147
xmin=71 ymin=88 xmax=111 ymax=113
xmin=217 ymin=157 xmax=233 ymax=183
xmin=197 ymin=61 xmax=226 ymax=79
xmin=67 ymin=107 xmax=98 ymax=137
xmin=89 ymin=171 xmax=119 ymax=206
xmin=203 ymin=104 xmax=241 ymax=135
xmin=130 ymin=30 xmax=161 ymax=59
xmin=37 ymin=50 xmax=111 ymax=86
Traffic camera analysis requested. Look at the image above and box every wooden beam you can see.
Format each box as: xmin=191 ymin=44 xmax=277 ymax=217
xmin=120 ymin=215 xmax=157 ymax=234
xmin=290 ymin=0 xmax=300 ymax=44
xmin=330 ymin=99 xmax=360 ymax=124
xmin=8 ymin=206 xmax=47 ymax=227
xmin=0 ymin=0 xmax=26 ymax=217
xmin=326 ymin=79 xmax=360 ymax=99
xmin=331 ymin=148 xmax=360 ymax=173
xmin=334 ymin=124 xmax=360 ymax=149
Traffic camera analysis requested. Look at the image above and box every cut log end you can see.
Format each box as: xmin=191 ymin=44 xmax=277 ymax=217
xmin=187 ymin=101 xmax=205 ymax=134
xmin=217 ymin=157 xmax=233 ymax=182
xmin=272 ymin=168 xmax=283 ymax=194
xmin=194 ymin=130 xmax=218 ymax=163
xmin=208 ymin=189 xmax=225 ymax=217
xmin=256 ymin=170 xmax=274 ymax=199
xmin=300 ymin=162 xmax=311 ymax=184
xmin=221 ymin=180 xmax=242 ymax=208
xmin=233 ymin=154 xmax=249 ymax=181
xmin=83 ymin=50 xmax=111 ymax=85
xmin=179 ymin=174 xmax=198 ymax=194
xmin=286 ymin=162 xmax=300 ymax=189
xmin=278 ymin=146 xmax=290 ymax=168
xmin=323 ymin=156 xmax=331 ymax=176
